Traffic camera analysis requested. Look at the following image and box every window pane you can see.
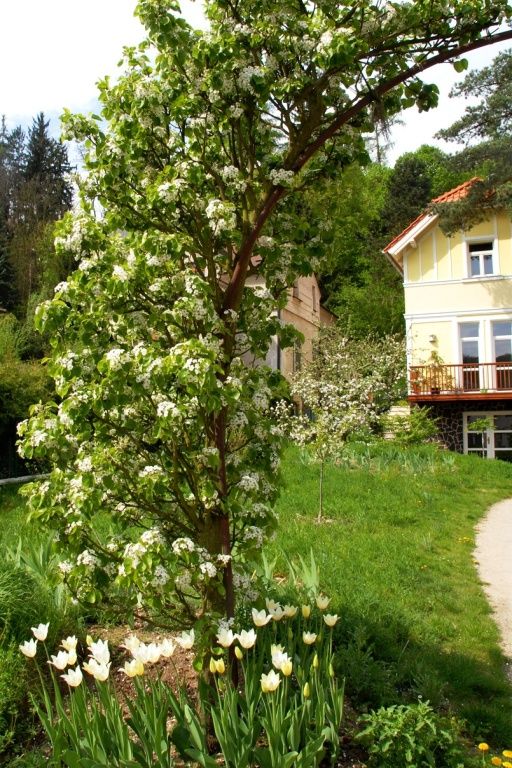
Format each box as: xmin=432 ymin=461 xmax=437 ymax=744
xmin=468 ymin=433 xmax=483 ymax=448
xmin=494 ymin=415 xmax=512 ymax=430
xmin=460 ymin=322 xmax=479 ymax=339
xmin=495 ymin=339 xmax=512 ymax=362
xmin=462 ymin=340 xmax=479 ymax=363
xmin=495 ymin=450 xmax=512 ymax=463
xmin=495 ymin=433 xmax=512 ymax=448
xmin=493 ymin=321 xmax=512 ymax=337
xmin=469 ymin=242 xmax=493 ymax=253
xmin=470 ymin=255 xmax=480 ymax=276
xmin=483 ymin=254 xmax=493 ymax=274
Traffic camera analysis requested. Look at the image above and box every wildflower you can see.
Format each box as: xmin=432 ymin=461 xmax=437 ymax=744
xmin=88 ymin=639 xmax=110 ymax=665
xmin=176 ymin=630 xmax=195 ymax=650
xmin=252 ymin=608 xmax=272 ymax=627
xmin=261 ymin=670 xmax=281 ymax=692
xmin=323 ymin=614 xmax=339 ymax=627
xmin=19 ymin=639 xmax=38 ymax=658
xmin=492 ymin=759 xmax=503 ymax=766
xmin=31 ymin=623 xmax=49 ymax=641
xmin=83 ymin=659 xmax=110 ymax=681
xmin=303 ymin=682 xmax=311 ymax=698
xmin=316 ymin=594 xmax=330 ymax=610
xmin=283 ymin=605 xmax=298 ymax=618
xmin=479 ymin=744 xmax=490 ymax=752
xmin=61 ymin=636 xmax=78 ymax=652
xmin=48 ymin=651 xmax=70 ymax=670
xmin=120 ymin=659 xmax=145 ymax=677
xmin=301 ymin=605 xmax=311 ymax=619
xmin=504 ymin=753 xmax=512 ymax=759
xmin=61 ymin=666 xmax=83 ymax=687
xmin=504 ymin=763 xmax=512 ymax=768
xmin=216 ymin=628 xmax=235 ymax=648
xmin=236 ymin=629 xmax=257 ymax=649
xmin=303 ymin=632 xmax=317 ymax=645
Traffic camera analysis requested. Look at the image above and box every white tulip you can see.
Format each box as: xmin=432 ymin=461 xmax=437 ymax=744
xmin=19 ymin=639 xmax=38 ymax=658
xmin=236 ymin=629 xmax=257 ymax=649
xmin=31 ymin=623 xmax=49 ymax=641
xmin=48 ymin=650 xmax=70 ymax=670
xmin=61 ymin=666 xmax=83 ymax=687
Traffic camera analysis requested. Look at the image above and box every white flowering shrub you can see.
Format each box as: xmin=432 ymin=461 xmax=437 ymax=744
xmin=17 ymin=0 xmax=512 ymax=627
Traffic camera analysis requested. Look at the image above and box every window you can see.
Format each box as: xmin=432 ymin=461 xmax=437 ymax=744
xmin=292 ymin=280 xmax=300 ymax=299
xmin=459 ymin=322 xmax=480 ymax=390
xmin=493 ymin=320 xmax=512 ymax=389
xmin=467 ymin=241 xmax=494 ymax=277
xmin=293 ymin=340 xmax=302 ymax=373
xmin=312 ymin=285 xmax=317 ymax=312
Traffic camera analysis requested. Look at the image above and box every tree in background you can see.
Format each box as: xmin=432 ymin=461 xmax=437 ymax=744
xmin=434 ymin=49 xmax=512 ymax=232
xmin=18 ymin=0 xmax=512 ymax=634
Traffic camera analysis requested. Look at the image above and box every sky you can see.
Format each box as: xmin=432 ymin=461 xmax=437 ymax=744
xmin=0 ymin=1 xmax=510 ymax=166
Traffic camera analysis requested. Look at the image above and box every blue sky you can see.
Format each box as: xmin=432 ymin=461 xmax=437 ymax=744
xmin=0 ymin=1 xmax=509 ymax=165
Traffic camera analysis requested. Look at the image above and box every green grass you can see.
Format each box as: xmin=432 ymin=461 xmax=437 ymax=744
xmin=269 ymin=443 xmax=512 ymax=745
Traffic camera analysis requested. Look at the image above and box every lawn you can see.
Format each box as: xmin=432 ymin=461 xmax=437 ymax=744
xmin=269 ymin=444 xmax=512 ymax=744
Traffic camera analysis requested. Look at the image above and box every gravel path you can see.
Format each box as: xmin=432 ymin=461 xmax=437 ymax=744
xmin=475 ymin=498 xmax=512 ymax=677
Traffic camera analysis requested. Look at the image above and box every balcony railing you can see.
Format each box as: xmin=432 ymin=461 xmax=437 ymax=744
xmin=409 ymin=362 xmax=512 ymax=397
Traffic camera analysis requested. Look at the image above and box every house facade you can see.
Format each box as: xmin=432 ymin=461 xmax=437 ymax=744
xmin=384 ymin=179 xmax=512 ymax=460
xmin=246 ymin=273 xmax=335 ymax=380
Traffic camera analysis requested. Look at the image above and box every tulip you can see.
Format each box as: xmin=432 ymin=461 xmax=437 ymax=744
xmin=323 ymin=613 xmax=339 ymax=627
xmin=61 ymin=635 xmax=78 ymax=652
xmin=216 ymin=628 xmax=235 ymax=648
xmin=160 ymin=638 xmax=176 ymax=658
xmin=48 ymin=650 xmax=70 ymax=670
xmin=312 ymin=653 xmax=319 ymax=669
xmin=122 ymin=635 xmax=141 ymax=654
xmin=252 ymin=608 xmax=272 ymax=627
xmin=261 ymin=670 xmax=281 ymax=692
xmin=301 ymin=605 xmax=311 ymax=619
xmin=176 ymin=630 xmax=195 ymax=650
xmin=236 ymin=629 xmax=257 ymax=649
xmin=31 ymin=623 xmax=49 ymax=641
xmin=316 ymin=594 xmax=330 ymax=610
xmin=270 ymin=605 xmax=285 ymax=621
xmin=61 ymin=666 xmax=83 ymax=687
xmin=209 ymin=657 xmax=217 ymax=674
xmin=83 ymin=659 xmax=110 ymax=681
xmin=215 ymin=658 xmax=225 ymax=674
xmin=303 ymin=682 xmax=311 ymax=698
xmin=303 ymin=631 xmax=317 ymax=645
xmin=67 ymin=650 xmax=77 ymax=666
xmin=265 ymin=598 xmax=280 ymax=613
xmin=272 ymin=650 xmax=290 ymax=671
xmin=120 ymin=658 xmax=145 ymax=677
xmin=88 ymin=638 xmax=110 ymax=665
xmin=281 ymin=659 xmax=293 ymax=676
xmin=234 ymin=646 xmax=243 ymax=660
xmin=283 ymin=605 xmax=298 ymax=618
xmin=19 ymin=639 xmax=38 ymax=658
xmin=145 ymin=642 xmax=161 ymax=663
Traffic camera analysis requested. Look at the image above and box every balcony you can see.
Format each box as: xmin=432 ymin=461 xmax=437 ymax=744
xmin=408 ymin=362 xmax=512 ymax=401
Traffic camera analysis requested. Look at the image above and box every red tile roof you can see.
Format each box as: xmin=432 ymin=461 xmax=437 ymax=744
xmin=383 ymin=177 xmax=480 ymax=253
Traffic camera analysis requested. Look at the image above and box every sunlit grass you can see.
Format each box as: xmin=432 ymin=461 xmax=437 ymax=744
xmin=270 ymin=443 xmax=512 ymax=743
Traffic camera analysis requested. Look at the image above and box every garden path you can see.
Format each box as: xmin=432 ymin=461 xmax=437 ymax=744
xmin=475 ymin=498 xmax=512 ymax=678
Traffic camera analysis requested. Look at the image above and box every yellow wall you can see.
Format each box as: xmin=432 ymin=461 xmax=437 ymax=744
xmin=408 ymin=321 xmax=452 ymax=366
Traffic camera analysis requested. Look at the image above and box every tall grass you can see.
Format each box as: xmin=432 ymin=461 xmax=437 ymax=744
xmin=269 ymin=443 xmax=512 ymax=744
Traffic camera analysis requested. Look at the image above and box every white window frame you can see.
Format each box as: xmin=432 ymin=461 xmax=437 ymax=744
xmin=466 ymin=239 xmax=495 ymax=278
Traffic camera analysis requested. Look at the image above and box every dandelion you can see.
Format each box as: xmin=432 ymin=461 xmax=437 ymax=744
xmin=61 ymin=666 xmax=83 ymax=687
xmin=31 ymin=623 xmax=49 ymax=641
xmin=261 ymin=670 xmax=281 ymax=692
xmin=236 ymin=629 xmax=257 ymax=649
xmin=479 ymin=744 xmax=490 ymax=752
xmin=19 ymin=639 xmax=37 ymax=658
xmin=491 ymin=758 xmax=503 ymax=766
xmin=323 ymin=614 xmax=339 ymax=627
xmin=48 ymin=651 xmax=70 ymax=670
xmin=252 ymin=608 xmax=272 ymax=627
xmin=303 ymin=632 xmax=317 ymax=645
xmin=504 ymin=753 xmax=512 ymax=759
xmin=120 ymin=659 xmax=145 ymax=677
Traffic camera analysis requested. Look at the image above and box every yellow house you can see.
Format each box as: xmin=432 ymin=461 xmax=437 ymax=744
xmin=245 ymin=273 xmax=335 ymax=380
xmin=384 ymin=179 xmax=512 ymax=460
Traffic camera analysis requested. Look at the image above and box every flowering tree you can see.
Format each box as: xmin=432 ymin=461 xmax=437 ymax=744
xmin=277 ymin=329 xmax=405 ymax=519
xmin=18 ymin=0 xmax=512 ymax=629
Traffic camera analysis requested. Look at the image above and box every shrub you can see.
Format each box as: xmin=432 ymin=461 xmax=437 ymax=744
xmin=0 ymin=643 xmax=29 ymax=754
xmin=357 ymin=700 xmax=464 ymax=767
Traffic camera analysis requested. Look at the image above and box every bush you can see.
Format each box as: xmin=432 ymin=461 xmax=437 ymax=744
xmin=0 ymin=643 xmax=29 ymax=754
xmin=357 ymin=700 xmax=464 ymax=767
